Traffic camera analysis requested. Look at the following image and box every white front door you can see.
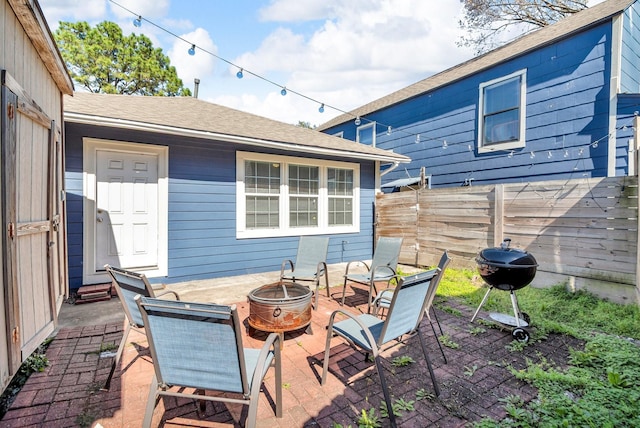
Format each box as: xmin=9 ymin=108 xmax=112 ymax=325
xmin=95 ymin=150 xmax=159 ymax=270
xmin=83 ymin=138 xmax=168 ymax=284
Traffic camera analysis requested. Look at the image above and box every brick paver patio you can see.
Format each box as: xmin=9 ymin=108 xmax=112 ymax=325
xmin=0 ymin=283 xmax=582 ymax=427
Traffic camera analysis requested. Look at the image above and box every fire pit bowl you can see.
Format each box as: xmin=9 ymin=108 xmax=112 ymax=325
xmin=248 ymin=282 xmax=313 ymax=335
xmin=476 ymin=239 xmax=538 ymax=291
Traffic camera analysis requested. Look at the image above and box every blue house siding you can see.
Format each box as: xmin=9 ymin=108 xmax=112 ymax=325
xmin=324 ymin=22 xmax=619 ymax=187
xmin=621 ymin=1 xmax=640 ymax=93
xmin=65 ymin=123 xmax=378 ymax=289
xmin=616 ymin=94 xmax=640 ymax=175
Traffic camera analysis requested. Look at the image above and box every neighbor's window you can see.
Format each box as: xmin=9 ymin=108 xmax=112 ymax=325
xmin=357 ymin=122 xmax=376 ymax=147
xmin=237 ymin=152 xmax=360 ymax=238
xmin=478 ymin=69 xmax=526 ymax=153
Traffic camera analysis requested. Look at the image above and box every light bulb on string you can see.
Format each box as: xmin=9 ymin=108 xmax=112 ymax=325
xmin=442 ymin=140 xmax=448 ymax=149
xmin=564 ymin=149 xmax=569 ymax=158
xmin=354 ymin=117 xmax=361 ymax=126
xmin=508 ymin=150 xmax=514 ymax=158
xmin=547 ymin=151 xmax=553 ymax=159
xmin=592 ymin=141 xmax=598 ymax=149
xmin=318 ymin=103 xmax=324 ymax=113
xmin=530 ymin=151 xmax=535 ymax=159
xmin=133 ymin=16 xmax=142 ymax=27
xmin=188 ymin=44 xmax=196 ymax=56
xmin=415 ymin=134 xmax=421 ymax=144
xmin=236 ymin=68 xmax=243 ymax=79
xmin=280 ymin=87 xmax=287 ymax=96
xmin=387 ymin=126 xmax=392 ymax=135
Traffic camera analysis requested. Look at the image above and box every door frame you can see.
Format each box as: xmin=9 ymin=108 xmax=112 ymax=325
xmin=83 ymin=138 xmax=168 ymax=284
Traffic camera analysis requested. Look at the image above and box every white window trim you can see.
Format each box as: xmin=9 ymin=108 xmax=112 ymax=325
xmin=236 ymin=151 xmax=360 ymax=239
xmin=356 ymin=121 xmax=377 ymax=147
xmin=333 ymin=131 xmax=344 ymax=138
xmin=478 ymin=69 xmax=527 ymax=153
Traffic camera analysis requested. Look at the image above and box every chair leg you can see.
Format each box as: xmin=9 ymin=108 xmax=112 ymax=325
xmin=340 ymin=277 xmax=348 ymax=306
xmin=430 ymin=306 xmax=444 ymax=336
xmin=142 ymin=374 xmax=160 ymax=428
xmin=417 ymin=331 xmax=440 ymax=397
xmin=429 ymin=318 xmax=447 ymax=364
xmin=373 ymin=355 xmax=397 ymax=428
xmin=102 ymin=322 xmax=132 ymax=390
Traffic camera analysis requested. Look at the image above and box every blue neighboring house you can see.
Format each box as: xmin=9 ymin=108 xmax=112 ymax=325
xmin=63 ymin=92 xmax=409 ymax=290
xmin=318 ymin=0 xmax=640 ymax=189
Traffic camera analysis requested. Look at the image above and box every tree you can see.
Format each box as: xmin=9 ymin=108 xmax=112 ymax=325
xmin=54 ymin=21 xmax=191 ymax=96
xmin=458 ymin=0 xmax=588 ymax=55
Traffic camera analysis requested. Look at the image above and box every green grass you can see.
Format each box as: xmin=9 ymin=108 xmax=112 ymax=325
xmin=433 ymin=267 xmax=640 ymax=428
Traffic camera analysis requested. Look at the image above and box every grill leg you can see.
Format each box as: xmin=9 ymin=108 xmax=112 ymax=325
xmin=471 ymin=287 xmax=493 ymax=322
xmin=509 ymin=291 xmax=522 ymax=327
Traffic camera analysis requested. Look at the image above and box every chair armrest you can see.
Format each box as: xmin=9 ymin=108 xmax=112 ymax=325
xmin=250 ymin=332 xmax=282 ymax=410
xmin=369 ymin=265 xmax=396 ymax=280
xmin=280 ymin=259 xmax=294 ymax=277
xmin=155 ymin=290 xmax=180 ymax=300
xmin=343 ymin=260 xmax=370 ymax=276
xmin=316 ymin=261 xmax=327 ymax=278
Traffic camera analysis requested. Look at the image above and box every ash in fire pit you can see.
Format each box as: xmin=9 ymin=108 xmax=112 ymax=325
xmin=248 ymin=282 xmax=313 ymax=344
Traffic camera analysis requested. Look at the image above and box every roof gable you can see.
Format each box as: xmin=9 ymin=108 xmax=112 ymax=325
xmin=318 ymin=0 xmax=633 ymax=131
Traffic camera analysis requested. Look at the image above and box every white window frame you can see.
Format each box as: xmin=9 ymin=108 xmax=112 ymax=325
xmin=357 ymin=121 xmax=376 ymax=147
xmin=236 ymin=151 xmax=360 ymax=239
xmin=478 ymin=69 xmax=527 ymax=153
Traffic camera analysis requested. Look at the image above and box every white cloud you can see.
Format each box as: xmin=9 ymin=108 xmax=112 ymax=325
xmin=40 ymin=0 xmax=106 ymax=30
xmin=222 ymin=0 xmax=474 ymax=123
xmin=108 ymin=0 xmax=170 ymax=20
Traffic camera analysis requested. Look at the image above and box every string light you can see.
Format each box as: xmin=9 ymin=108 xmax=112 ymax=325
xmin=547 ymin=151 xmax=553 ymax=158
xmin=508 ymin=150 xmax=514 ymax=158
xmin=530 ymin=151 xmax=535 ymax=159
xmin=106 ymin=0 xmax=640 ymax=165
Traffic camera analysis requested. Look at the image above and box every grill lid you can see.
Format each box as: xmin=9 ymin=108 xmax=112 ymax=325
xmin=476 ymin=239 xmax=537 ymax=268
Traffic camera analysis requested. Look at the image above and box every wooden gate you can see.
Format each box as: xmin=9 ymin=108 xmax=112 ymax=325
xmin=1 ymin=71 xmax=64 ymax=379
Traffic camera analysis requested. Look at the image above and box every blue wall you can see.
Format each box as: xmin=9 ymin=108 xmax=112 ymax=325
xmin=621 ymin=1 xmax=640 ymax=93
xmin=324 ymin=22 xmax=616 ymax=187
xmin=65 ymin=124 xmax=378 ymax=289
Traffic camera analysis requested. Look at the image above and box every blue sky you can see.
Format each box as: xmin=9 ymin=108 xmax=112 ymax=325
xmin=40 ymin=0 xmax=479 ymax=125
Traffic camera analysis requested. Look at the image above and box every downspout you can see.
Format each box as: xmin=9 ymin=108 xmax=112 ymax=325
xmin=380 ymin=161 xmax=400 ymax=176
xmin=608 ymin=14 xmax=623 ymax=177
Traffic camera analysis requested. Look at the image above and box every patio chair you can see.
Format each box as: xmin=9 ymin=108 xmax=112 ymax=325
xmin=339 ymin=236 xmax=403 ymax=312
xmin=280 ymin=236 xmax=329 ymax=310
xmin=135 ymin=296 xmax=282 ymax=428
xmin=102 ymin=265 xmax=180 ymax=391
xmin=321 ymin=268 xmax=440 ymax=428
xmin=373 ymin=250 xmax=452 ymax=363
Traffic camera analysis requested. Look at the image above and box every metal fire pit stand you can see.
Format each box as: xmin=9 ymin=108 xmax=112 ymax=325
xmin=470 ymin=286 xmax=530 ymax=343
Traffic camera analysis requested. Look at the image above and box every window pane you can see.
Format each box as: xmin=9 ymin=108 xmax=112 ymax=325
xmin=289 ymin=196 xmax=318 ymax=227
xmin=484 ymin=109 xmax=520 ymax=144
xmin=289 ymin=165 xmax=319 ymax=195
xmin=328 ymin=168 xmax=353 ymax=196
xmin=483 ymin=76 xmax=520 ymax=115
xmin=246 ymin=196 xmax=279 ymax=229
xmin=245 ymin=160 xmax=280 ymax=194
xmin=328 ymin=197 xmax=353 ymax=226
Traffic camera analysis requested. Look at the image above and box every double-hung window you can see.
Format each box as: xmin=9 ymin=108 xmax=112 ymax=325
xmin=478 ymin=69 xmax=527 ymax=153
xmin=237 ymin=152 xmax=360 ymax=238
xmin=357 ymin=122 xmax=376 ymax=147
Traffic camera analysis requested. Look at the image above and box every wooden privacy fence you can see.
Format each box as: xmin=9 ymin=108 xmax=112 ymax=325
xmin=375 ymin=176 xmax=639 ymax=304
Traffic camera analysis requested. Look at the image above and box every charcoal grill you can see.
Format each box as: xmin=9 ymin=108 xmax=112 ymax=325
xmin=470 ymin=239 xmax=537 ymax=342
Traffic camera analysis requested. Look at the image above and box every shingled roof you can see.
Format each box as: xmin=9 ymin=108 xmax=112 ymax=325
xmin=64 ymin=92 xmax=409 ymax=164
xmin=318 ymin=0 xmax=633 ymax=131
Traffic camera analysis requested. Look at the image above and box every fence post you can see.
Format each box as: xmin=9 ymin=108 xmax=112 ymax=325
xmin=635 ymin=116 xmax=640 ymax=305
xmin=494 ymin=184 xmax=504 ymax=246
